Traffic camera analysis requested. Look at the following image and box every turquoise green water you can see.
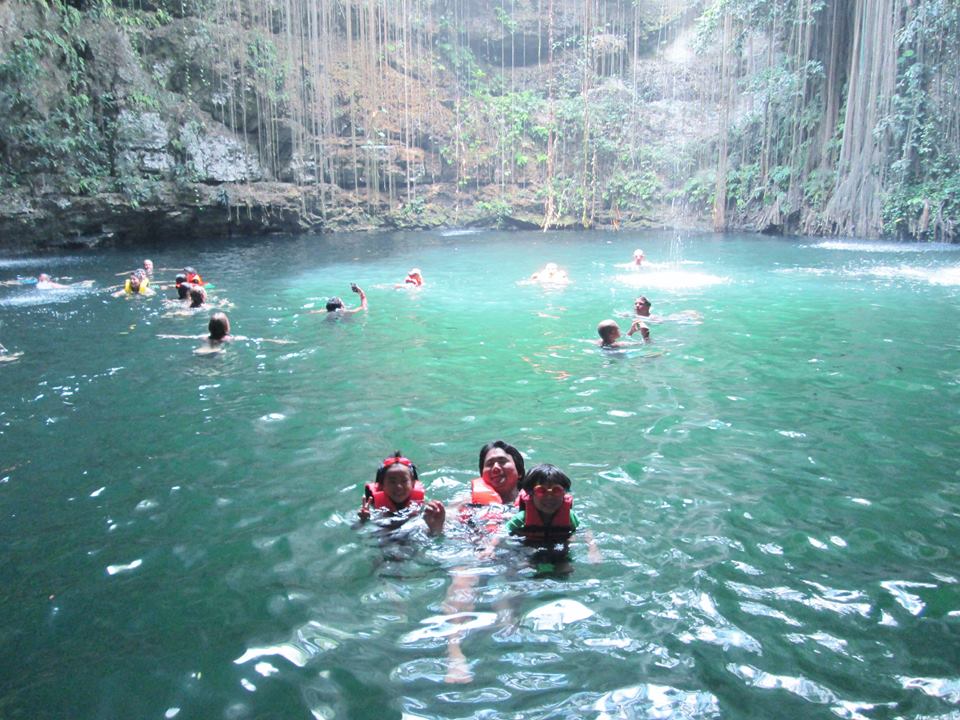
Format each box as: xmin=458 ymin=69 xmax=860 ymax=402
xmin=1 ymin=230 xmax=959 ymax=719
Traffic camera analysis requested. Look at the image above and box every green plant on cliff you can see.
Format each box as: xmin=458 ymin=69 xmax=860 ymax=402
xmin=604 ymin=169 xmax=661 ymax=217
xmin=0 ymin=0 xmax=110 ymax=193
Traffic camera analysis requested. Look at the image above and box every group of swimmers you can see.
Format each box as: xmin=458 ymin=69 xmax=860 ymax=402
xmin=358 ymin=439 xmax=592 ymax=552
xmin=0 ymin=247 xmax=686 ymax=362
xmin=358 ymin=439 xmax=601 ymax=683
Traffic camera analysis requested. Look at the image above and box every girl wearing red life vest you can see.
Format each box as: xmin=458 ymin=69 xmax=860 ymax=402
xmin=505 ymin=464 xmax=579 ymax=543
xmin=358 ymin=451 xmax=445 ymax=535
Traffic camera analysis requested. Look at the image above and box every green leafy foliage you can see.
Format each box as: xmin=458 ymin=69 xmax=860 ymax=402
xmin=0 ymin=1 xmax=108 ymax=193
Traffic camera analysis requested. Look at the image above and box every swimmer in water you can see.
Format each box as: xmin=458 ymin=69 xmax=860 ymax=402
xmin=182 ymin=266 xmax=204 ymax=286
xmin=597 ymin=318 xmax=650 ymax=347
xmin=395 ymin=268 xmax=423 ymax=288
xmin=188 ymin=285 xmax=207 ymax=308
xmin=529 ymin=263 xmax=569 ymax=285
xmin=0 ymin=341 xmax=23 ymax=363
xmin=442 ymin=440 xmax=526 ymax=683
xmin=112 ymin=270 xmax=154 ymax=297
xmin=158 ymin=312 xmax=293 ymax=354
xmin=310 ymin=283 xmax=367 ymax=315
xmin=620 ymin=296 xmax=702 ymax=324
xmin=115 ymin=259 xmax=155 ymax=277
xmin=632 ymin=249 xmax=645 ymax=266
xmin=634 ymin=296 xmax=651 ymax=317
xmin=358 ymin=451 xmax=445 ymax=535
xmin=505 ymin=463 xmax=601 ymax=572
xmin=36 ymin=273 xmax=70 ymax=290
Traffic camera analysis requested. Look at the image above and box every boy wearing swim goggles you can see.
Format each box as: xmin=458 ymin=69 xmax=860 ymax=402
xmin=505 ymin=464 xmax=579 ymax=541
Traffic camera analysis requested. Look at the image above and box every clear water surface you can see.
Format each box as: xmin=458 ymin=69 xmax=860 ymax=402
xmin=1 ymin=230 xmax=959 ymax=719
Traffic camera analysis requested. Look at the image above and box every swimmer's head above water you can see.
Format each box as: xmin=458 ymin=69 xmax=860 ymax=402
xmin=325 ymin=297 xmax=344 ymax=312
xmin=189 ymin=285 xmax=206 ymax=308
xmin=208 ymin=311 xmax=230 ymax=340
xmin=478 ymin=440 xmax=525 ymax=501
xmin=597 ymin=319 xmax=621 ymax=345
xmin=375 ymin=451 xmax=419 ymax=506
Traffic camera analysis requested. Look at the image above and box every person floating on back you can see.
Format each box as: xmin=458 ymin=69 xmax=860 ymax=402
xmin=358 ymin=451 xmax=445 ymax=535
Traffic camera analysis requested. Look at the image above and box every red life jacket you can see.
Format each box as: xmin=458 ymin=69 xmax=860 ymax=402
xmin=186 ymin=271 xmax=204 ymax=286
xmin=405 ymin=274 xmax=422 ymax=286
xmin=364 ymin=481 xmax=425 ymax=513
xmin=520 ymin=493 xmax=574 ymax=543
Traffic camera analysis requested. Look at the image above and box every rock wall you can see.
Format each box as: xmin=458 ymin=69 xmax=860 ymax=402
xmin=0 ymin=0 xmax=714 ymax=250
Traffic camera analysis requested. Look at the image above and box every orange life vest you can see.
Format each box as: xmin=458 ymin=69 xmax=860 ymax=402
xmin=364 ymin=481 xmax=425 ymax=513
xmin=470 ymin=476 xmax=502 ymax=505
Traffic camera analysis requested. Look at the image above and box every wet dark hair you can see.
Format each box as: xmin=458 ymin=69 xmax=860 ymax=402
xmin=636 ymin=296 xmax=651 ymax=307
xmin=208 ymin=312 xmax=230 ymax=340
xmin=478 ymin=440 xmax=525 ymax=481
xmin=326 ymin=297 xmax=344 ymax=312
xmin=176 ymin=281 xmax=190 ymax=299
xmin=523 ymin=463 xmax=571 ymax=492
xmin=375 ymin=450 xmax=419 ymax=484
xmin=189 ymin=286 xmax=206 ymax=308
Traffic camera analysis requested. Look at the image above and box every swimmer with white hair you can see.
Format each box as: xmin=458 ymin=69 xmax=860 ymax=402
xmin=398 ymin=268 xmax=424 ymax=288
xmin=597 ymin=318 xmax=650 ymax=347
xmin=529 ymin=262 xmax=569 ymax=285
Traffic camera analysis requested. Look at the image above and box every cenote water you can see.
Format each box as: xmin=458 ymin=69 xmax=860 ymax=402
xmin=2 ymin=230 xmax=959 ymax=720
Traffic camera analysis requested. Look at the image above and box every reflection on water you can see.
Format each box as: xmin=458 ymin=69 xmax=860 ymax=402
xmin=1 ymin=231 xmax=959 ymax=718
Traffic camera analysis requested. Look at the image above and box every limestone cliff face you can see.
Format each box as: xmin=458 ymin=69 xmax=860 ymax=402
xmin=0 ymin=0 xmax=726 ymax=248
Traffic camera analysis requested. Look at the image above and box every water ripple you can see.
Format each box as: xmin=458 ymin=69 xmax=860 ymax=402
xmin=727 ymin=663 xmax=837 ymax=704
xmin=593 ymin=683 xmax=720 ymax=719
xmin=898 ymin=675 xmax=960 ymax=704
xmin=435 ymin=686 xmax=511 ymax=704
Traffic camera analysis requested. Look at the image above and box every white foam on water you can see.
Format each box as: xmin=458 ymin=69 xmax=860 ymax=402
xmin=809 ymin=240 xmax=960 ymax=253
xmin=615 ymin=269 xmax=729 ymax=290
xmin=0 ymin=286 xmax=97 ymax=307
xmin=847 ymin=264 xmax=960 ymax=286
xmin=440 ymin=228 xmax=481 ymax=237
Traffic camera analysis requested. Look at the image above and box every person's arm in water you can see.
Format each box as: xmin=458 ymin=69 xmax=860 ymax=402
xmin=569 ymin=512 xmax=602 ymax=563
